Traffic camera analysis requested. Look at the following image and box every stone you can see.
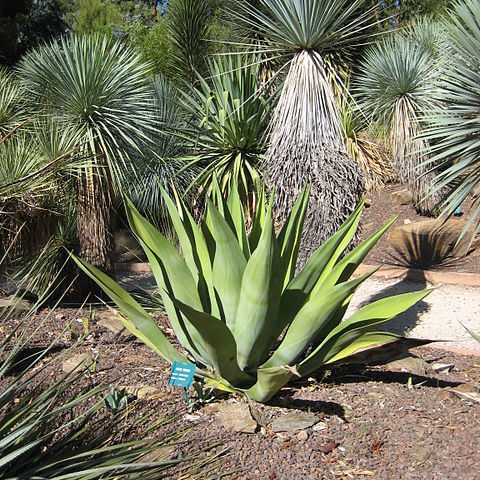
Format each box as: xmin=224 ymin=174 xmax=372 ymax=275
xmin=121 ymin=385 xmax=163 ymax=400
xmin=140 ymin=447 xmax=173 ymax=462
xmin=390 ymin=189 xmax=413 ymax=206
xmin=312 ymin=422 xmax=327 ymax=432
xmin=0 ymin=297 xmax=33 ymax=317
xmin=271 ymin=410 xmax=319 ymax=433
xmin=388 ymin=218 xmax=480 ymax=266
xmin=113 ymin=229 xmax=146 ymax=263
xmin=216 ymin=402 xmax=257 ymax=433
xmin=296 ymin=430 xmax=309 ymax=441
xmin=433 ymin=363 xmax=454 ymax=374
xmin=446 ymin=383 xmax=480 ymax=403
xmin=384 ymin=354 xmax=434 ymax=376
xmin=96 ymin=314 xmax=133 ymax=338
xmin=62 ymin=353 xmax=93 ymax=374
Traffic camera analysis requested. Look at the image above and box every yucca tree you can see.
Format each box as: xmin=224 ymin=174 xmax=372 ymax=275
xmin=0 ymin=67 xmax=27 ymax=139
xmin=179 ymin=55 xmax=271 ymax=212
xmin=167 ymin=0 xmax=212 ymax=84
xmin=422 ymin=0 xmax=480 ymax=240
xmin=233 ymin=0 xmax=369 ymax=260
xmin=355 ymin=27 xmax=443 ymax=214
xmin=121 ymin=76 xmax=193 ymax=231
xmin=17 ymin=35 xmax=157 ymax=285
xmin=0 ymin=116 xmax=80 ymax=274
xmin=339 ymin=98 xmax=393 ymax=192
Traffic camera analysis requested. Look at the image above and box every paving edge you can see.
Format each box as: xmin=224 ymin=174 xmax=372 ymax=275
xmin=115 ymin=262 xmax=480 ymax=287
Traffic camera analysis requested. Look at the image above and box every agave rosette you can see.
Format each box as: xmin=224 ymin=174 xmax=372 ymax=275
xmin=74 ymin=184 xmax=430 ymax=402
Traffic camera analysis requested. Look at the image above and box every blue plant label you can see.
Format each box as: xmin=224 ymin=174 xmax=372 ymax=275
xmin=169 ymin=362 xmax=195 ymax=388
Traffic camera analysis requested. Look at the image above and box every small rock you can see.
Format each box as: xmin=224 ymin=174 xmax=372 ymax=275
xmin=444 ymin=384 xmax=480 ymax=403
xmin=403 ymin=219 xmax=412 ymax=225
xmin=216 ymin=402 xmax=257 ymax=433
xmin=141 ymin=447 xmax=173 ymax=462
xmin=0 ymin=297 xmax=33 ymax=317
xmin=122 ymin=385 xmax=163 ymax=400
xmin=433 ymin=363 xmax=454 ymax=374
xmin=296 ymin=430 xmax=309 ymax=441
xmin=364 ymin=198 xmax=372 ymax=207
xmin=384 ymin=355 xmax=434 ymax=376
xmin=97 ymin=315 xmax=133 ymax=338
xmin=271 ymin=410 xmax=319 ymax=432
xmin=312 ymin=439 xmax=339 ymax=454
xmin=391 ymin=189 xmax=413 ymax=206
xmin=62 ymin=353 xmax=93 ymax=374
xmin=313 ymin=422 xmax=327 ymax=432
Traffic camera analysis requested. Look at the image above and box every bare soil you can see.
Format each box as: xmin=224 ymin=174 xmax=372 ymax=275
xmin=359 ymin=183 xmax=480 ymax=273
xmin=2 ymin=305 xmax=479 ymax=480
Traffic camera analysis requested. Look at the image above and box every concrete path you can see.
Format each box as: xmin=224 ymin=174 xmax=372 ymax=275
xmin=347 ymin=276 xmax=480 ymax=354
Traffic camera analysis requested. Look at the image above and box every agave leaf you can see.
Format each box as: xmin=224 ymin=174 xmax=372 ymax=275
xmin=324 ymin=332 xmax=434 ymax=366
xmin=162 ymin=188 xmax=218 ymax=316
xmin=249 ymin=186 xmax=267 ymax=251
xmin=124 ymin=199 xmax=210 ymax=363
xmin=461 ymin=322 xmax=480 ymax=344
xmin=277 ymin=185 xmax=310 ymax=287
xmin=71 ymin=256 xmax=187 ymax=365
xmin=244 ymin=366 xmax=293 ymax=403
xmin=264 ymin=272 xmax=373 ymax=368
xmin=316 ymin=216 xmax=397 ymax=292
xmin=271 ymin=201 xmax=364 ymax=340
xmin=233 ymin=208 xmax=282 ymax=371
xmin=209 ymin=199 xmax=247 ymax=330
xmin=317 ymin=290 xmax=432 ymax=365
xmin=226 ymin=184 xmax=250 ymax=259
xmin=168 ymin=295 xmax=255 ymax=388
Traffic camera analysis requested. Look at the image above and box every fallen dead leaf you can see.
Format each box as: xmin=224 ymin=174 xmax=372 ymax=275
xmin=280 ymin=440 xmax=295 ymax=450
xmin=320 ymin=456 xmax=338 ymax=463
xmin=313 ymin=440 xmax=339 ymax=454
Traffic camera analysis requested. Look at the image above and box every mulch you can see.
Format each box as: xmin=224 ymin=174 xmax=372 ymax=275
xmin=2 ymin=183 xmax=480 ymax=479
xmin=2 ymin=305 xmax=480 ymax=480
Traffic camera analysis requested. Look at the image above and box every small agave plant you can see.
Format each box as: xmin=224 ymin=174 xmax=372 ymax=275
xmin=74 ymin=184 xmax=430 ymax=403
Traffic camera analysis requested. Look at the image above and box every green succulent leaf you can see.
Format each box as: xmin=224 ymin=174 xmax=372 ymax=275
xmin=272 ymin=200 xmax=363 ymax=340
xmin=71 ymin=255 xmax=186 ymax=365
xmin=298 ymin=290 xmax=432 ymax=375
xmin=124 ymin=198 xmax=208 ymax=362
xmin=168 ymin=295 xmax=255 ymax=388
xmin=277 ymin=185 xmax=310 ymax=287
xmin=209 ymin=199 xmax=247 ymax=330
xmin=264 ymin=272 xmax=373 ymax=368
xmin=233 ymin=209 xmax=282 ymax=371
xmin=244 ymin=366 xmax=293 ymax=403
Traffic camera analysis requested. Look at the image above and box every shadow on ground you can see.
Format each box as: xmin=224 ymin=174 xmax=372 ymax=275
xmin=356 ymin=275 xmax=430 ymax=336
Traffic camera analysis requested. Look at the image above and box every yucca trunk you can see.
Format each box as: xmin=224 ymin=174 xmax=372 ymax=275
xmin=266 ymin=51 xmax=364 ymax=263
xmin=77 ymin=167 xmax=114 ymax=299
xmin=390 ymin=103 xmax=440 ymax=215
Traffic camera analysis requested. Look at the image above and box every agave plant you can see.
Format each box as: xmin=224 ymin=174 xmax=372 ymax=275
xmin=179 ymin=55 xmax=271 ymax=212
xmin=74 ymin=183 xmax=430 ymax=403
xmin=355 ymin=28 xmax=443 ymax=214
